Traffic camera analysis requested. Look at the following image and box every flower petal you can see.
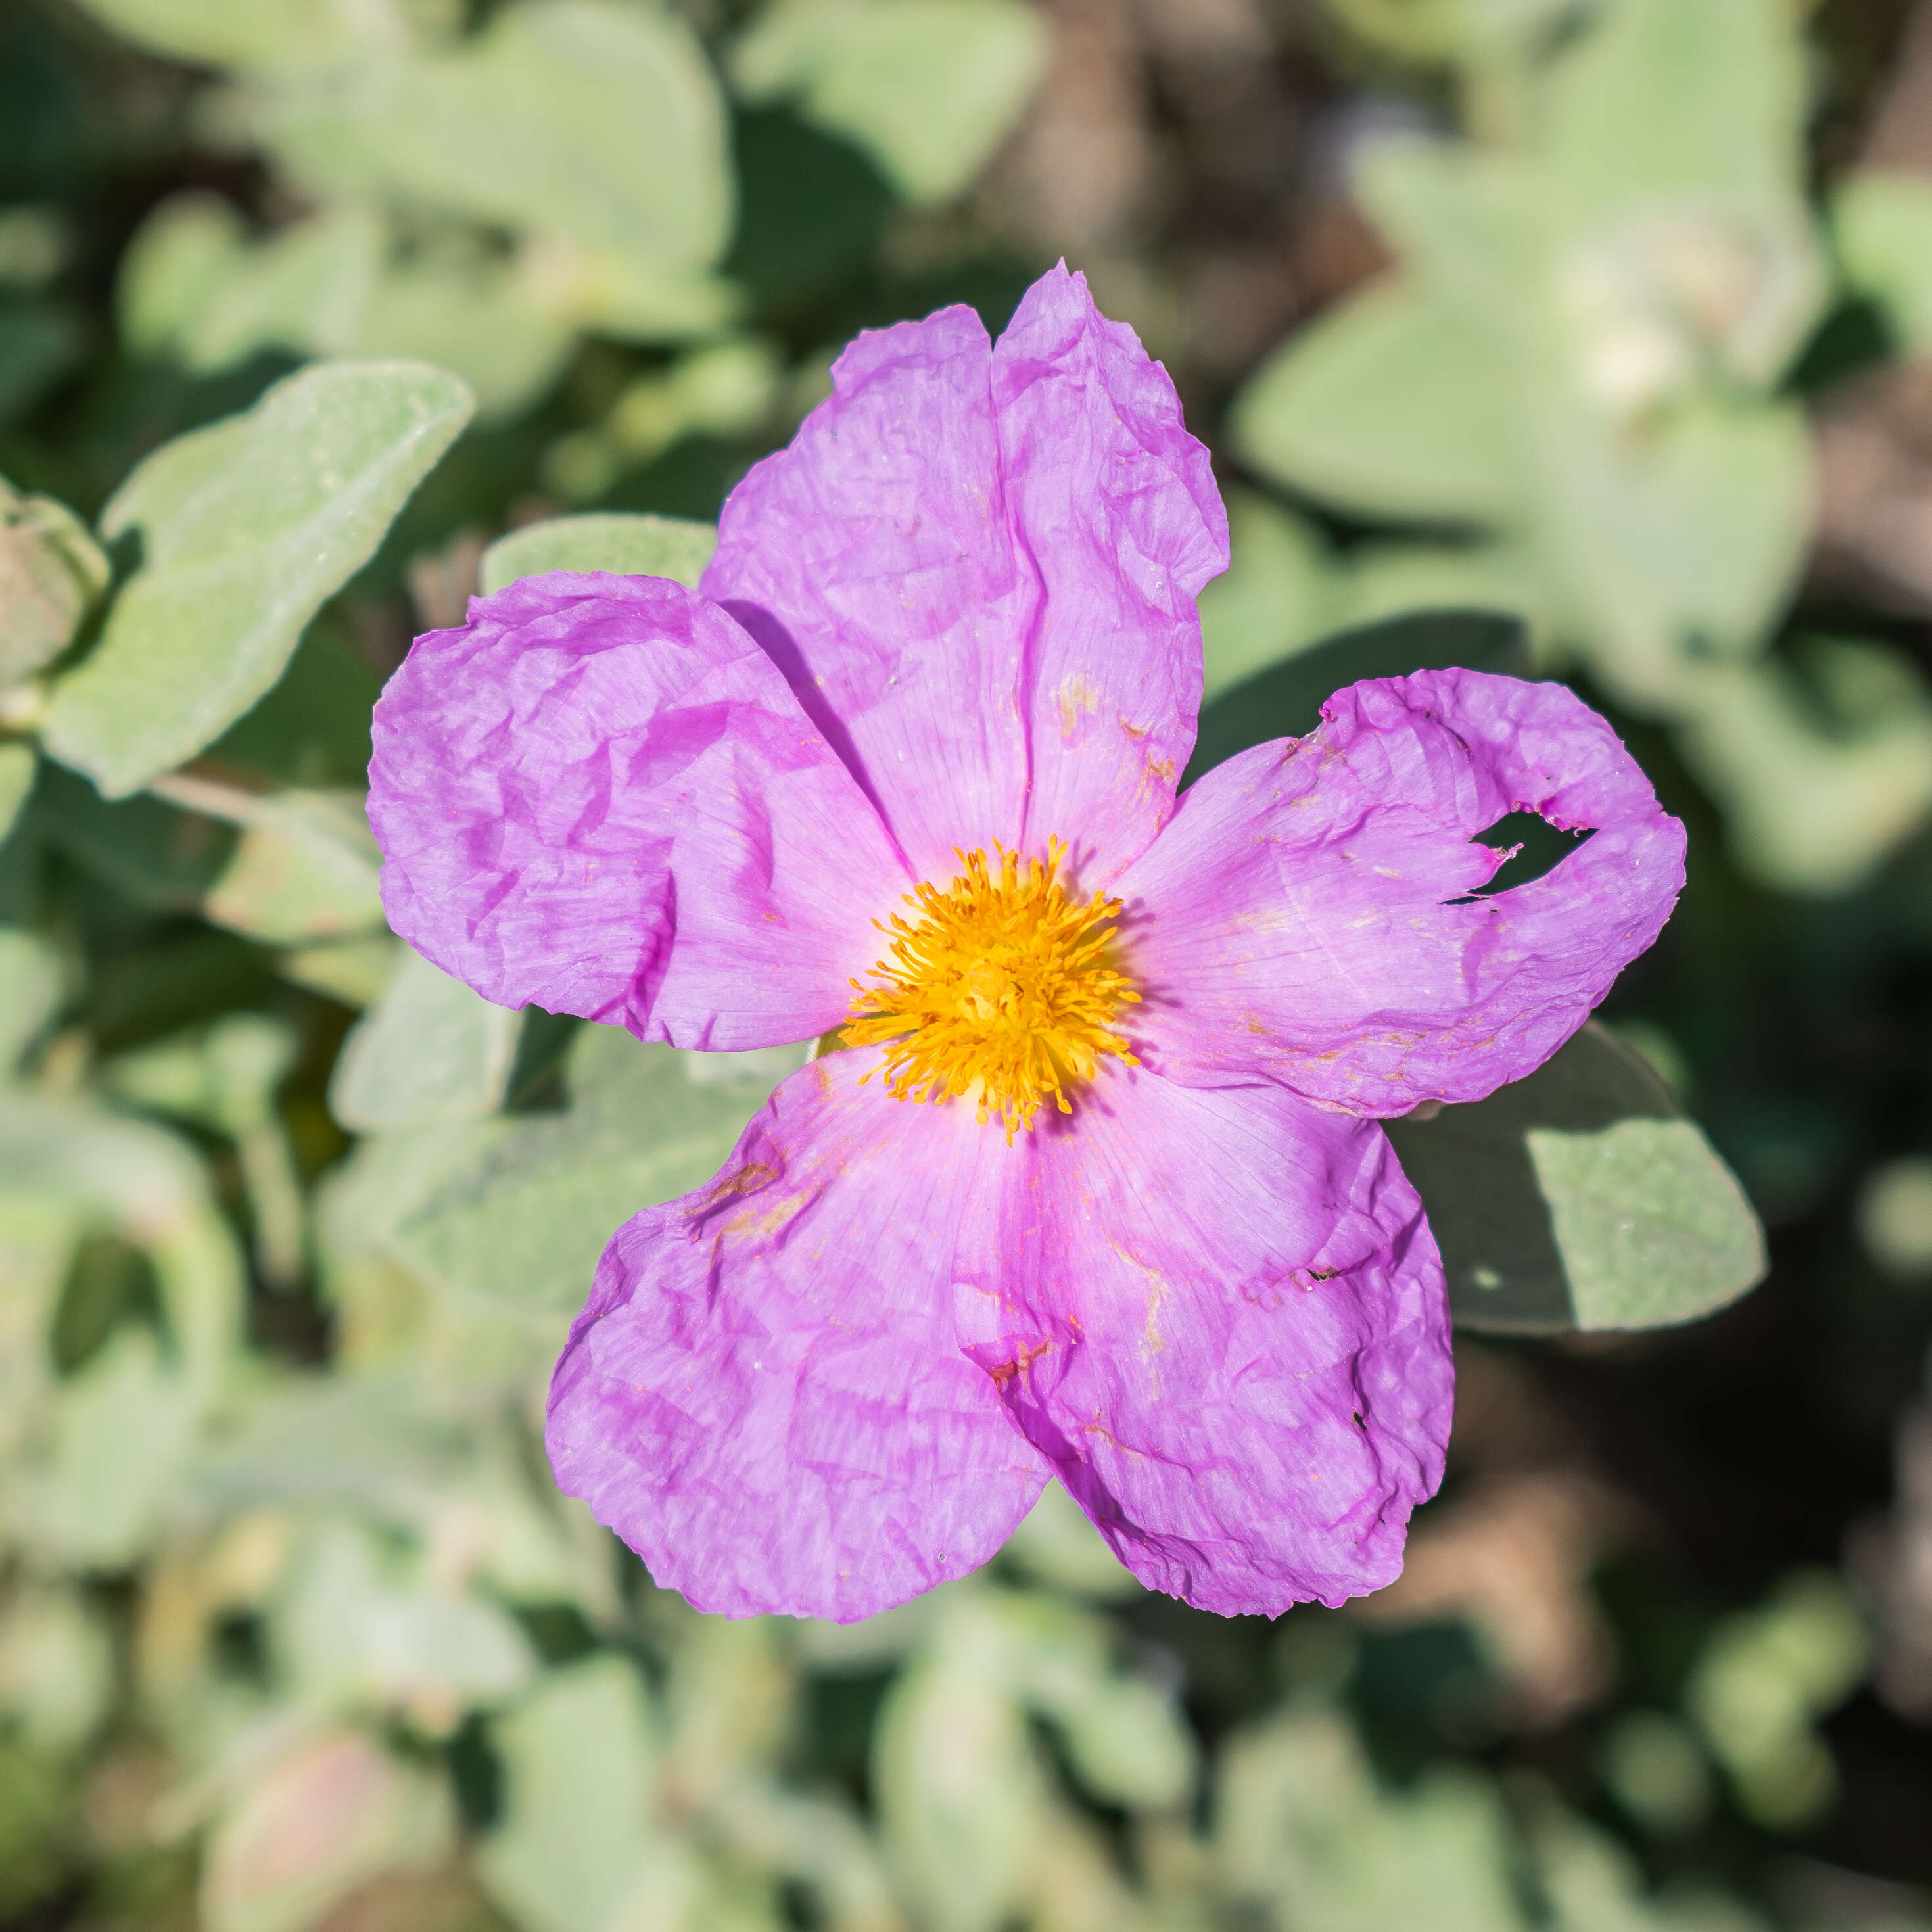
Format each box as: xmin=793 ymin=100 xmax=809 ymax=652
xmin=701 ymin=266 xmax=1228 ymax=884
xmin=701 ymin=304 xmax=1032 ymax=878
xmin=545 ymin=1049 xmax=1048 ymax=1622
xmin=954 ymin=1066 xmax=1450 ymax=1616
xmin=369 ymin=572 xmax=907 ymax=1050
xmin=993 ymin=265 xmax=1229 ymax=876
xmin=1116 ymin=669 xmax=1687 ymax=1113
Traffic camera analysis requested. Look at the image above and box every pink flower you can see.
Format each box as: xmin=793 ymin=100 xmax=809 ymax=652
xmin=368 ymin=266 xmax=1685 ymax=1621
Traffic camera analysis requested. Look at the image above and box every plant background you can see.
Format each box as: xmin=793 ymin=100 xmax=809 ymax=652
xmin=3 ymin=1 xmax=1932 ymax=1928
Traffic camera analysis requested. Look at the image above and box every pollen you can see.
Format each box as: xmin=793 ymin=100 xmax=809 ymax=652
xmin=845 ymin=838 xmax=1140 ymax=1142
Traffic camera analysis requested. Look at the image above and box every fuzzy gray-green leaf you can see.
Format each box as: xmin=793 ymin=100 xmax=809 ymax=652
xmin=43 ymin=361 xmax=472 ymax=797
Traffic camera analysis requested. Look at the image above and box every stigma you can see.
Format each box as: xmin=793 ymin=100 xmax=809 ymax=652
xmin=845 ymin=839 xmax=1140 ymax=1142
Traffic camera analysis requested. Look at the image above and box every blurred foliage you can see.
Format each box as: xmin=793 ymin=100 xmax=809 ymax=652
xmin=1208 ymin=0 xmax=1932 ymax=897
xmin=1 ymin=0 xmax=1931 ymax=1929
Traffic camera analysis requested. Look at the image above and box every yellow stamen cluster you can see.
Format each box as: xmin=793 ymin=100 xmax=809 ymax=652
xmin=845 ymin=839 xmax=1140 ymax=1141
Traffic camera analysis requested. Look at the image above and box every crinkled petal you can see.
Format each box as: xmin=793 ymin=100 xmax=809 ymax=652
xmin=545 ymin=1048 xmax=1048 ymax=1621
xmin=701 ymin=265 xmax=1227 ymax=884
xmin=1116 ymin=669 xmax=1687 ymax=1113
xmin=993 ymin=265 xmax=1229 ymax=875
xmin=953 ymin=1065 xmax=1451 ymax=1616
xmin=700 ymin=304 xmax=1031 ymax=878
xmin=369 ymin=572 xmax=907 ymax=1050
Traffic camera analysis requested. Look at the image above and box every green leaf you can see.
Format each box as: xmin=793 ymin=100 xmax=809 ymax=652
xmin=1534 ymin=0 xmax=1825 ymax=393
xmin=1049 ymin=1674 xmax=1196 ymax=1813
xmin=116 ymin=193 xmax=249 ymax=360
xmin=1385 ymin=1022 xmax=1765 ymax=1333
xmin=1325 ymin=0 xmax=1575 ymax=64
xmin=542 ymin=239 xmax=738 ymax=345
xmin=117 ymin=200 xmax=580 ymax=417
xmin=1547 ymin=197 xmax=1824 ymax=408
xmin=1230 ymin=281 xmax=1525 ymax=523
xmin=0 ymin=1098 xmax=210 ymax=1270
xmin=1001 ymin=1481 xmax=1140 ymax=1601
xmin=1526 ymin=1120 xmax=1767 ymax=1331
xmin=37 ymin=1327 xmax=200 ymax=1569
xmin=1668 ymin=646 xmax=1932 ymax=896
xmin=62 ymin=0 xmax=397 ymax=76
xmin=480 ymin=512 xmax=719 ymax=595
xmin=103 ymin=1013 xmax=298 ymax=1140
xmin=1197 ymin=492 xmax=1345 ymax=700
xmin=328 ymin=949 xmax=522 ymax=1133
xmin=1534 ymin=395 xmax=1811 ymax=705
xmin=257 ymin=0 xmax=733 ymax=278
xmin=316 ymin=1114 xmax=508 ymax=1273
xmin=1354 ymin=139 xmax=1545 ymax=331
xmin=1540 ymin=0 xmax=1808 ymax=218
xmin=1595 ymin=1711 xmax=1714 ymax=1839
xmin=1215 ymin=1709 xmax=1526 ymax=1931
xmin=43 ymin=360 xmax=473 ymax=797
xmin=189 ymin=1374 xmax=483 ymax=1520
xmin=85 ymin=768 xmax=383 ymax=944
xmin=206 ymin=621 xmax=380 ymax=791
xmin=0 ymin=1194 xmax=87 ymax=1469
xmin=390 ymin=1026 xmax=803 ymax=1310
xmin=1833 ymin=170 xmax=1932 ymax=354
xmin=201 ymin=789 xmax=386 ymax=945
xmin=873 ymin=1654 xmax=1048 ymax=1932
xmin=137 ymin=1014 xmax=310 ymax=1292
xmin=272 ymin=1517 xmax=535 ymax=1725
xmin=352 ymin=247 xmax=578 ymax=421
xmin=960 ymin=1591 xmax=1196 ymax=1813
xmin=1220 ymin=0 xmax=1822 ymax=739
xmin=0 ymin=1094 xmax=246 ymax=1390
xmin=570 ymin=339 xmax=780 ymax=480
xmin=0 ymin=1586 xmax=114 ymax=1757
xmin=1185 ymin=609 xmax=1530 ymax=786
xmin=478 ymin=1656 xmax=665 ymax=1932
xmin=655 ymin=1614 xmax=795 ymax=1793
xmin=169 ymin=204 xmax=381 ymax=374
xmin=1 ymin=477 xmax=110 ymax=687
xmin=276 ymin=935 xmax=396 ymax=1010
xmin=33 ymin=765 xmax=237 ymax=912
xmin=0 ymin=745 xmax=35 ymax=850
xmin=0 ymin=926 xmax=61 ymax=1072
xmin=1525 ymin=1799 xmax=1745 ymax=1931
xmin=1684 ymin=1570 xmax=1868 ymax=1831
xmin=732 ymin=0 xmax=1048 ymax=206
xmin=1341 ymin=538 xmax=1550 ymax=644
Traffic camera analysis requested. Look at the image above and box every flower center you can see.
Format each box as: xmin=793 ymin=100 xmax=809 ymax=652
xmin=844 ymin=839 xmax=1140 ymax=1142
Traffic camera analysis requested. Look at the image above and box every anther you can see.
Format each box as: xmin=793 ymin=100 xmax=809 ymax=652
xmin=843 ymin=839 xmax=1139 ymax=1141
